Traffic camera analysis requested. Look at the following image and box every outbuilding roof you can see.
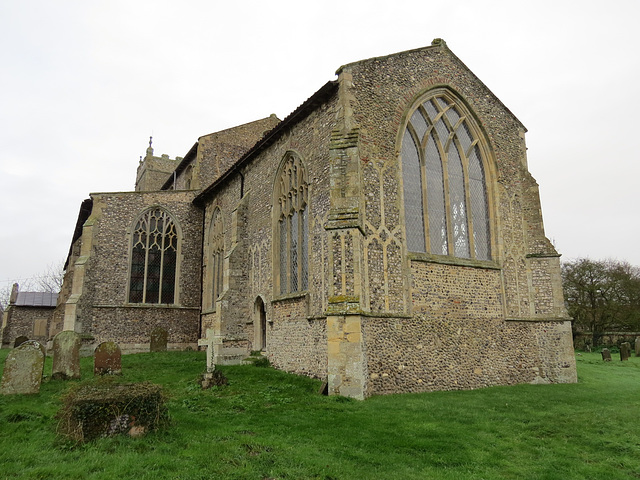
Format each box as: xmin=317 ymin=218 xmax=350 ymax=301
xmin=15 ymin=291 xmax=58 ymax=307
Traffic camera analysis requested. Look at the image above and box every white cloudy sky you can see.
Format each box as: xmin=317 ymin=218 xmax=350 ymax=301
xmin=1 ymin=0 xmax=639 ymax=289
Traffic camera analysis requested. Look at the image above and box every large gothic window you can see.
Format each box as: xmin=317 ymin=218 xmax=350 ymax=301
xmin=128 ymin=208 xmax=179 ymax=304
xmin=209 ymin=208 xmax=224 ymax=310
xmin=275 ymin=152 xmax=308 ymax=295
xmin=401 ymin=90 xmax=491 ymax=261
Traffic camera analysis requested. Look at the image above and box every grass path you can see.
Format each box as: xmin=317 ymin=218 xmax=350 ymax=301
xmin=1 ymin=349 xmax=639 ymax=479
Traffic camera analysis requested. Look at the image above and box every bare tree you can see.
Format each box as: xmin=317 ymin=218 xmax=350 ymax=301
xmin=0 ymin=261 xmax=65 ymax=309
xmin=34 ymin=261 xmax=65 ymax=293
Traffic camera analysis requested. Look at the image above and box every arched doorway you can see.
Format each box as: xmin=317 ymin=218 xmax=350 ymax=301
xmin=255 ymin=297 xmax=267 ymax=351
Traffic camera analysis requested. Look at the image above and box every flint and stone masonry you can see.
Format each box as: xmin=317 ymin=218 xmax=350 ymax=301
xmin=47 ymin=40 xmax=576 ymax=398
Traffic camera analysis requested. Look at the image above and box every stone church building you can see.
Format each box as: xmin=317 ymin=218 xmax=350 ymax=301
xmin=50 ymin=39 xmax=577 ymax=398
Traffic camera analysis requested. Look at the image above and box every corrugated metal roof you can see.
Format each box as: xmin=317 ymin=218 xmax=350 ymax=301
xmin=15 ymin=291 xmax=58 ymax=307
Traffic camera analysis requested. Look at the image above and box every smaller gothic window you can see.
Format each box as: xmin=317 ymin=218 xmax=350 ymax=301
xmin=275 ymin=153 xmax=309 ymax=295
xmin=128 ymin=208 xmax=179 ymax=304
xmin=209 ymin=208 xmax=224 ymax=309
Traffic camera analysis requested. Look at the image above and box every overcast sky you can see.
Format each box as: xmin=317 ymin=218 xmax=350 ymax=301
xmin=1 ymin=0 xmax=639 ymax=289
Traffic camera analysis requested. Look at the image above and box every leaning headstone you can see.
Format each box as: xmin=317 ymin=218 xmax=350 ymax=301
xmin=601 ymin=348 xmax=612 ymax=361
xmin=13 ymin=336 xmax=28 ymax=348
xmin=94 ymin=342 xmax=122 ymax=376
xmin=22 ymin=340 xmax=46 ymax=357
xmin=620 ymin=342 xmax=631 ymax=361
xmin=150 ymin=327 xmax=168 ymax=352
xmin=22 ymin=340 xmax=46 ymax=377
xmin=635 ymin=337 xmax=640 ymax=356
xmin=52 ymin=331 xmax=82 ymax=380
xmin=1 ymin=342 xmax=45 ymax=395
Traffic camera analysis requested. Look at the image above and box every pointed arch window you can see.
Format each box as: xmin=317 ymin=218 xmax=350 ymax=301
xmin=209 ymin=208 xmax=224 ymax=309
xmin=401 ymin=91 xmax=491 ymax=261
xmin=128 ymin=208 xmax=179 ymax=304
xmin=275 ymin=152 xmax=309 ymax=295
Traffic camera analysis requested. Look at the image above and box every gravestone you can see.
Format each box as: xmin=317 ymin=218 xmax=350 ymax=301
xmin=620 ymin=342 xmax=631 ymax=361
xmin=94 ymin=342 xmax=122 ymax=376
xmin=601 ymin=348 xmax=612 ymax=361
xmin=13 ymin=336 xmax=28 ymax=348
xmin=635 ymin=337 xmax=640 ymax=356
xmin=1 ymin=342 xmax=45 ymax=395
xmin=22 ymin=340 xmax=46 ymax=356
xmin=52 ymin=331 xmax=82 ymax=380
xmin=197 ymin=329 xmax=220 ymax=374
xmin=150 ymin=327 xmax=168 ymax=352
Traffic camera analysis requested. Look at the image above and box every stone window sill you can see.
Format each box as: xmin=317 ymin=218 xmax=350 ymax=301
xmin=407 ymin=252 xmax=501 ymax=270
xmin=272 ymin=291 xmax=309 ymax=303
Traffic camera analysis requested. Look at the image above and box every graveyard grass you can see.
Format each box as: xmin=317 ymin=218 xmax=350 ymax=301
xmin=1 ymin=350 xmax=639 ymax=480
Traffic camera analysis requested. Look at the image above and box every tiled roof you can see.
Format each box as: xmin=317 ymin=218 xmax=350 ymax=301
xmin=15 ymin=291 xmax=58 ymax=307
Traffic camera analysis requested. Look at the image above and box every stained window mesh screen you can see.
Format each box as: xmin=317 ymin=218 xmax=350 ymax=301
xmin=301 ymin=208 xmax=308 ymax=290
xmin=469 ymin=146 xmax=490 ymax=260
xmin=279 ymin=218 xmax=288 ymax=294
xmin=291 ymin=211 xmax=299 ymax=292
xmin=402 ymin=131 xmax=426 ymax=252
xmin=425 ymin=133 xmax=447 ymax=255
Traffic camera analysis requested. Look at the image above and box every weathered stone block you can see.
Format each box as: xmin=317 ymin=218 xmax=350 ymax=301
xmin=57 ymin=382 xmax=168 ymax=442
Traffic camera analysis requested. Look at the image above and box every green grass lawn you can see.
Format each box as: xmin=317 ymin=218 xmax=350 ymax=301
xmin=1 ymin=349 xmax=639 ymax=480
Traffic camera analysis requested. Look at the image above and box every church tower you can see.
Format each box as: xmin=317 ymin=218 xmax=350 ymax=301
xmin=135 ymin=137 xmax=182 ymax=191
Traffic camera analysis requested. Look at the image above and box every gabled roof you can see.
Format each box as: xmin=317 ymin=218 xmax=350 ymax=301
xmin=15 ymin=291 xmax=58 ymax=308
xmin=64 ymin=198 xmax=93 ymax=270
xmin=194 ymin=80 xmax=339 ymax=206
xmin=160 ymin=141 xmax=199 ymax=191
xmin=337 ymin=39 xmax=526 ymax=131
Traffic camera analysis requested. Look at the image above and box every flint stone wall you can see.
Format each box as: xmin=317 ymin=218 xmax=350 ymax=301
xmin=344 ymin=43 xmax=562 ymax=321
xmin=200 ymin=94 xmax=335 ymax=373
xmin=73 ymin=190 xmax=202 ymax=350
xmin=268 ymin=297 xmax=327 ymax=379
xmin=1 ymin=305 xmax=53 ymax=348
xmin=196 ymin=115 xmax=281 ymax=191
xmin=363 ymin=260 xmax=576 ymax=395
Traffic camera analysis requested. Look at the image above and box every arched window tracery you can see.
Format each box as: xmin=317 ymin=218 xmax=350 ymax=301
xmin=209 ymin=208 xmax=224 ymax=309
xmin=401 ymin=90 xmax=491 ymax=261
xmin=275 ymin=152 xmax=308 ymax=295
xmin=128 ymin=207 xmax=179 ymax=304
